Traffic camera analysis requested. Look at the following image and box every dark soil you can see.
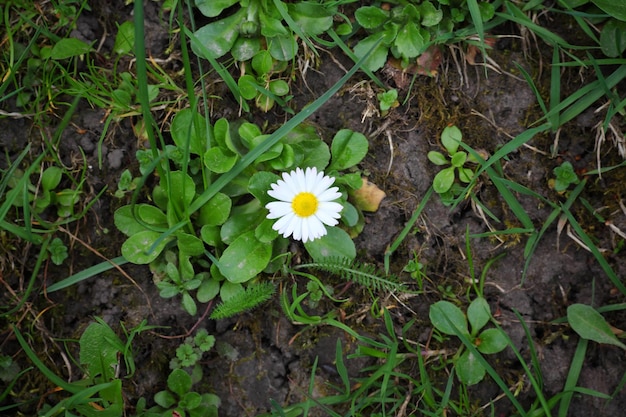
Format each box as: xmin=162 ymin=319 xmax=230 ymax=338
xmin=2 ymin=1 xmax=626 ymax=416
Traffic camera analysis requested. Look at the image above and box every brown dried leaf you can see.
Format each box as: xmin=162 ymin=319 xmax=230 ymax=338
xmin=350 ymin=178 xmax=386 ymax=212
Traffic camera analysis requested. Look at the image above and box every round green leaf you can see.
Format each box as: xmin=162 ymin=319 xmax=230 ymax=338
xmin=477 ymin=328 xmax=508 ymax=354
xmin=203 ymin=147 xmax=238 ymax=173
xmin=292 ymin=140 xmax=330 ymax=170
xmin=467 ymin=297 xmax=491 ymax=335
xmin=41 ymin=166 xmax=62 ymax=191
xmin=220 ymin=281 xmax=243 ymax=301
xmin=353 ymin=33 xmax=389 ymax=72
xmin=288 ymin=2 xmax=334 ymax=35
xmin=395 ymin=22 xmax=425 ymax=59
xmin=195 ymin=0 xmax=238 ymax=17
xmin=455 ymin=350 xmax=486 ymax=385
xmin=167 ymin=368 xmax=192 ymax=397
xmin=252 ymin=50 xmax=274 ymax=75
xmin=114 ymin=21 xmax=135 ymax=55
xmin=304 ymin=227 xmax=356 ymax=263
xmin=355 ymin=6 xmax=389 ymax=29
xmin=429 ymin=300 xmax=468 ymax=336
xmin=231 ymin=37 xmax=260 ymax=61
xmin=433 ymin=167 xmax=455 ymax=194
xmin=114 ymin=204 xmax=168 ymax=236
xmin=197 ymin=276 xmax=220 ymax=303
xmin=441 ymin=125 xmax=462 ymax=154
xmin=428 ymin=151 xmax=448 ymax=166
xmin=450 ymin=151 xmax=467 ymax=168
xmin=269 ymin=79 xmax=289 ymax=96
xmin=248 ymin=171 xmax=280 ymax=205
xmin=201 ymin=225 xmax=221 ymax=247
xmin=268 ymin=34 xmax=297 ymax=61
xmin=177 ymin=232 xmax=205 ymax=257
xmin=218 ymin=231 xmax=272 ymax=283
xmin=193 ymin=9 xmax=245 ymax=59
xmin=121 ymin=230 xmax=170 ymax=264
xmin=170 ymin=108 xmax=207 ymax=156
xmin=198 ymin=192 xmax=232 ymax=226
xmin=328 ymin=129 xmax=369 ymax=171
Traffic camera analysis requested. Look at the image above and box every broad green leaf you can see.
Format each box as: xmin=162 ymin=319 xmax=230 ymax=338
xmin=304 ymin=227 xmax=356 ymax=262
xmin=167 ymin=368 xmax=192 ymax=397
xmin=354 ymin=34 xmax=389 ymax=72
xmin=177 ymin=232 xmax=205 ymax=257
xmin=420 ymin=1 xmax=443 ymax=26
xmin=231 ymin=37 xmax=260 ymax=61
xmin=260 ymin=13 xmax=288 ymax=37
xmin=195 ymin=0 xmax=239 ymax=18
xmin=182 ymin=291 xmax=197 ymax=315
xmin=114 ymin=21 xmax=135 ymax=55
xmin=198 ymin=192 xmax=232 ymax=226
xmin=567 ymin=304 xmax=626 ymax=349
xmin=591 ymin=0 xmax=626 ymax=21
xmin=429 ymin=300 xmax=469 ymax=336
xmin=41 ymin=166 xmax=62 ymax=191
xmin=441 ymin=125 xmax=462 ymax=154
xmin=218 ymin=231 xmax=272 ymax=283
xmin=268 ymin=34 xmax=297 ymax=61
xmin=248 ymin=171 xmax=280 ymax=205
xmin=220 ymin=281 xmax=243 ymax=301
xmin=197 ymin=276 xmax=220 ymax=302
xmin=450 ymin=151 xmax=467 ymax=168
xmin=193 ymin=9 xmax=245 ymax=59
xmin=395 ymin=22 xmax=425 ymax=59
xmin=269 ymin=79 xmax=290 ymax=96
xmin=428 ymin=151 xmax=448 ymax=166
xmin=170 ymin=108 xmax=207 ymax=156
xmin=114 ymin=204 xmax=168 ymax=236
xmin=79 ymin=321 xmax=123 ymax=382
xmin=51 ymin=38 xmax=92 ymax=59
xmin=238 ymin=74 xmax=260 ymax=100
xmin=121 ymin=230 xmax=171 ymax=264
xmin=455 ymin=350 xmax=486 ymax=385
xmin=433 ymin=167 xmax=455 ymax=193
xmin=467 ymin=297 xmax=491 ymax=334
xmin=269 ymin=143 xmax=295 ymax=170
xmin=292 ymin=140 xmax=330 ymax=170
xmin=220 ymin=199 xmax=266 ymax=244
xmin=355 ymin=6 xmax=389 ymax=29
xmin=288 ymin=2 xmax=334 ymax=35
xmin=204 ymin=147 xmax=238 ymax=173
xmin=252 ymin=50 xmax=274 ymax=75
xmin=600 ymin=19 xmax=626 ymax=57
xmin=255 ymin=218 xmax=279 ymax=243
xmin=200 ymin=225 xmax=221 ymax=247
xmin=162 ymin=171 xmax=196 ymax=214
xmin=328 ymin=129 xmax=369 ymax=171
xmin=477 ymin=328 xmax=508 ymax=354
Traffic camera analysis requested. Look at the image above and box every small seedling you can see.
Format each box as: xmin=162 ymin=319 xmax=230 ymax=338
xmin=237 ymin=51 xmax=292 ymax=112
xmin=551 ymin=161 xmax=579 ymax=192
xmin=429 ymin=297 xmax=508 ymax=385
xmin=428 ymin=125 xmax=476 ymax=203
xmin=377 ymin=88 xmax=399 ymax=113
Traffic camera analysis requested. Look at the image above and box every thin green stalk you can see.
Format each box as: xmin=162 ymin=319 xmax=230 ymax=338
xmin=558 ymin=337 xmax=588 ymax=417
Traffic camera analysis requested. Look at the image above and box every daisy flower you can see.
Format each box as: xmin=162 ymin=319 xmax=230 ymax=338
xmin=265 ymin=167 xmax=343 ymax=243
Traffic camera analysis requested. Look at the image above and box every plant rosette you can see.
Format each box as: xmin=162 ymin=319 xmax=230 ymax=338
xmin=429 ymin=297 xmax=508 ymax=385
xmin=114 ymin=110 xmax=371 ymax=315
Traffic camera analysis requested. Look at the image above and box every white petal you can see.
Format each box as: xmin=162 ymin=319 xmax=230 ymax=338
xmin=300 ymin=217 xmax=311 ymax=243
xmin=307 ymin=216 xmax=327 ymax=241
xmin=315 ymin=207 xmax=341 ymax=226
xmin=273 ymin=212 xmax=295 ymax=235
xmin=291 ymin=216 xmax=303 ymax=241
xmin=266 ymin=201 xmax=292 ymax=219
xmin=311 ymin=175 xmax=335 ymax=196
xmin=317 ymin=186 xmax=342 ymax=202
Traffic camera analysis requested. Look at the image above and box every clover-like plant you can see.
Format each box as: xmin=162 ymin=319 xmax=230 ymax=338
xmin=353 ymin=1 xmax=495 ymax=71
xmin=237 ymin=50 xmax=291 ymax=112
xmin=115 ymin=110 xmax=370 ymax=316
xmin=551 ymin=161 xmax=579 ymax=192
xmin=429 ymin=297 xmax=508 ymax=385
xmin=428 ymin=124 xmax=476 ymax=202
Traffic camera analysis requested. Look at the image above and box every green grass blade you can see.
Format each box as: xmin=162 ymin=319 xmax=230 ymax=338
xmin=558 ymin=337 xmax=588 ymax=417
xmin=45 ymin=256 xmax=128 ymax=293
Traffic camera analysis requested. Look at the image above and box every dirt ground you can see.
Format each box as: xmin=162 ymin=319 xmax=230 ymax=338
xmin=2 ymin=1 xmax=626 ymax=416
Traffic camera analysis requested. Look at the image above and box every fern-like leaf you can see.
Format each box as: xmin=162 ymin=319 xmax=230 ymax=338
xmin=295 ymin=257 xmax=404 ymax=292
xmin=210 ymin=282 xmax=275 ymax=320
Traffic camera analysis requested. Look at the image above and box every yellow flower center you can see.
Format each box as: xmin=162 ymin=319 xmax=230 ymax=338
xmin=292 ymin=192 xmax=318 ymax=217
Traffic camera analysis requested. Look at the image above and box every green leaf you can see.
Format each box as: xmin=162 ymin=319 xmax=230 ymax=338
xmin=353 ymin=34 xmax=389 ymax=72
xmin=220 ymin=200 xmax=266 ymax=244
xmin=50 ymin=38 xmax=92 ymax=59
xmin=238 ymin=74 xmax=260 ymax=100
xmin=202 ymin=147 xmax=239 ymax=174
xmin=304 ymin=227 xmax=356 ymax=262
xmin=41 ymin=166 xmax=62 ymax=191
xmin=450 ymin=151 xmax=467 ymax=168
xmin=328 ymin=129 xmax=369 ymax=171
xmin=441 ymin=125 xmax=462 ymax=154
xmin=198 ymin=192 xmax=232 ymax=226
xmin=292 ymin=140 xmax=330 ymax=170
xmin=600 ymin=19 xmax=626 ymax=57
xmin=154 ymin=390 xmax=176 ymax=408
xmin=355 ymin=6 xmax=389 ymax=29
xmin=195 ymin=0 xmax=239 ymax=18
xmin=167 ymin=368 xmax=192 ymax=397
xmin=193 ymin=9 xmax=245 ymax=59
xmin=177 ymin=232 xmax=205 ymax=257
xmin=182 ymin=291 xmax=197 ymax=315
xmin=288 ymin=2 xmax=334 ymax=35
xmin=121 ymin=230 xmax=171 ymax=264
xmin=79 ymin=321 xmax=123 ymax=382
xmin=268 ymin=34 xmax=298 ymax=61
xmin=47 ymin=237 xmax=68 ymax=266
xmin=269 ymin=79 xmax=290 ymax=96
xmin=420 ymin=1 xmax=443 ymax=26
xmin=114 ymin=204 xmax=168 ymax=236
xmin=433 ymin=167 xmax=455 ymax=194
xmin=455 ymin=350 xmax=486 ymax=385
xmin=427 ymin=151 xmax=448 ymax=166
xmin=567 ymin=304 xmax=626 ymax=349
xmin=218 ymin=231 xmax=272 ymax=283
xmin=429 ymin=300 xmax=469 ymax=336
xmin=252 ymin=50 xmax=274 ymax=75
xmin=395 ymin=22 xmax=425 ymax=59
xmin=591 ymin=0 xmax=626 ymax=21
xmin=171 ymin=108 xmax=207 ymax=156
xmin=231 ymin=37 xmax=261 ymax=61
xmin=467 ymin=297 xmax=491 ymax=334
xmin=197 ymin=276 xmax=220 ymax=302
xmin=248 ymin=171 xmax=280 ymax=205
xmin=114 ymin=21 xmax=135 ymax=55
xmin=476 ymin=328 xmax=508 ymax=354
